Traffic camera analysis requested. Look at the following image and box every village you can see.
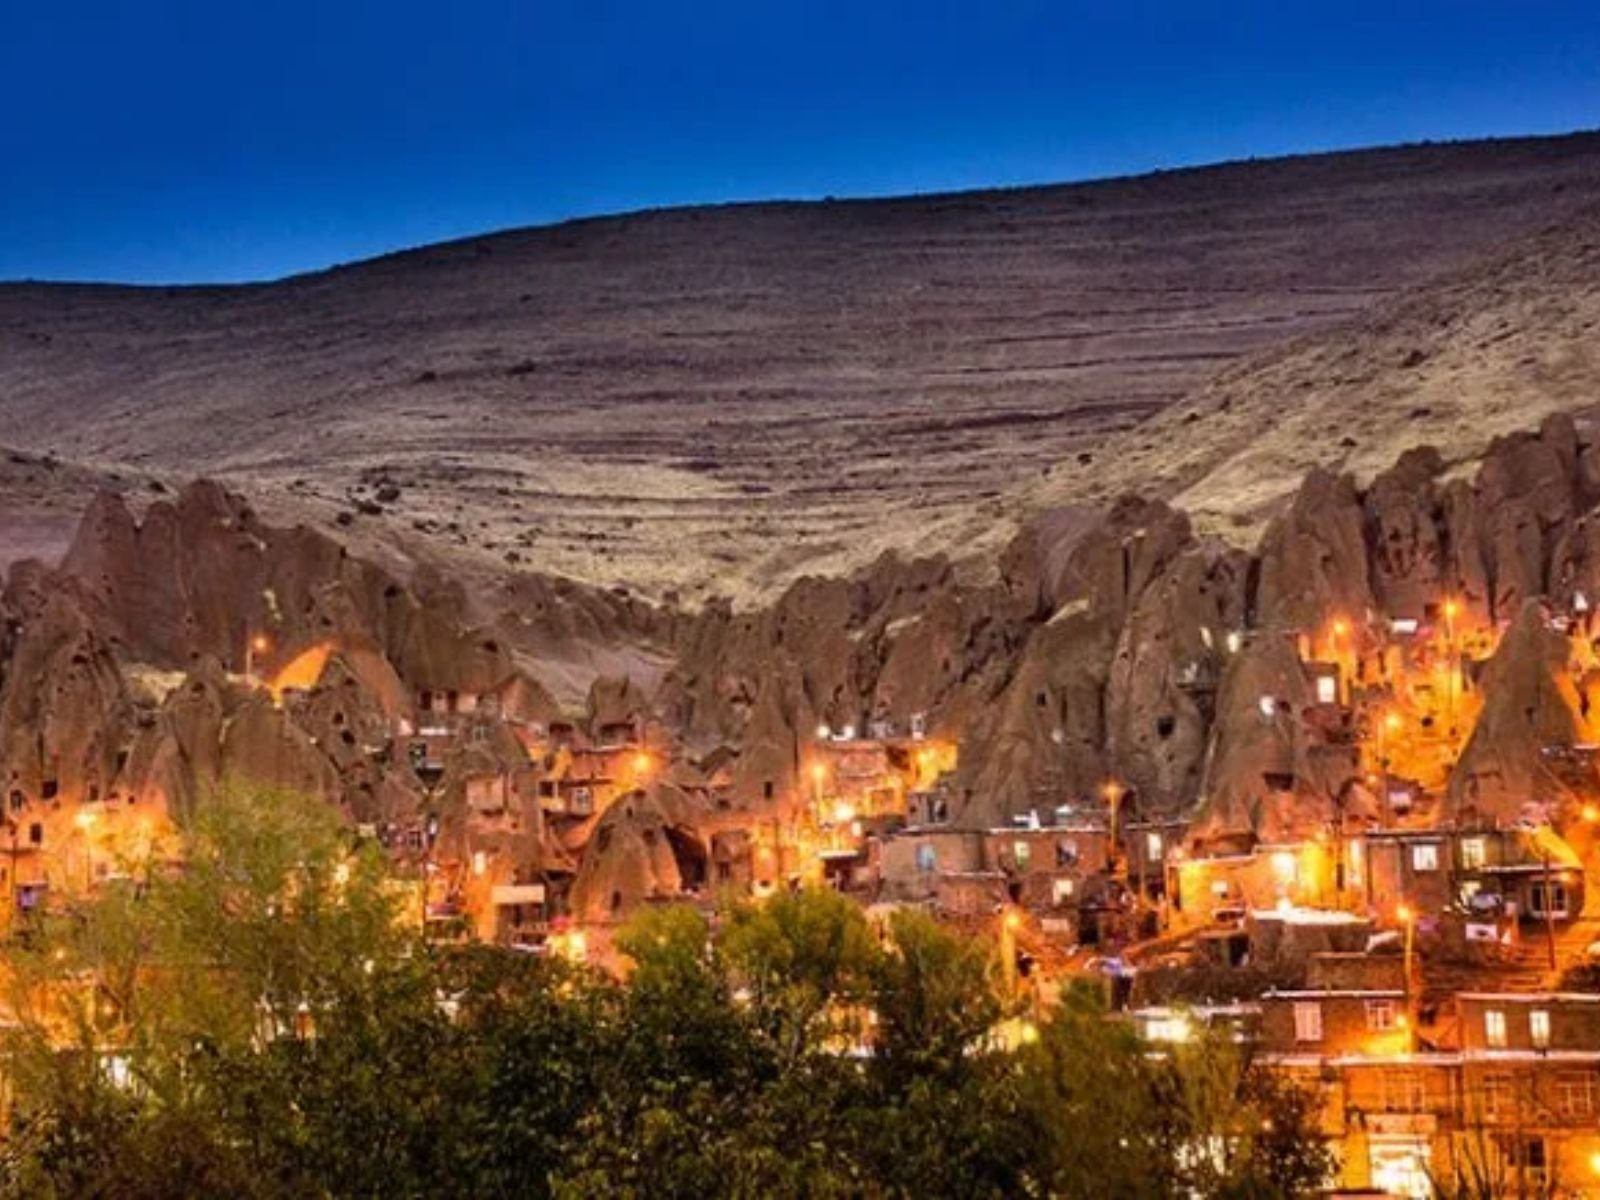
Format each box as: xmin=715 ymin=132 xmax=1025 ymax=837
xmin=7 ymin=573 xmax=1600 ymax=1197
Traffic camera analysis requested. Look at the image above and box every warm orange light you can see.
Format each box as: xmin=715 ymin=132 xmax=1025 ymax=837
xmin=74 ymin=810 xmax=98 ymax=831
xmin=1397 ymin=904 xmax=1414 ymax=923
xmin=1583 ymin=803 xmax=1600 ymax=824
xmin=1003 ymin=910 xmax=1023 ymax=932
xmin=1396 ymin=1013 xmax=1410 ymax=1030
xmin=832 ymin=801 xmax=856 ymax=825
xmin=1384 ymin=713 xmax=1403 ymax=733
xmin=1331 ymin=618 xmax=1349 ymax=638
xmin=1442 ymin=599 xmax=1460 ymax=621
xmin=251 ymin=635 xmax=270 ymax=654
xmin=632 ymin=752 xmax=652 ymax=775
xmin=811 ymin=764 xmax=827 ymax=783
xmin=1102 ymin=780 xmax=1122 ymax=802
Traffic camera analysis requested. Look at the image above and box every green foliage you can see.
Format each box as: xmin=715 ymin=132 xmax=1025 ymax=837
xmin=0 ymin=796 xmax=1333 ymax=1199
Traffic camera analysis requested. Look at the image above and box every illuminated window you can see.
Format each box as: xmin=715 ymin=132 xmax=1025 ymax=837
xmin=1012 ymin=841 xmax=1032 ymax=871
xmin=1051 ymin=878 xmax=1075 ymax=905
xmin=1293 ymin=1001 xmax=1323 ymax=1043
xmin=1144 ymin=1014 xmax=1191 ymax=1043
xmin=1367 ymin=999 xmax=1399 ymax=1031
xmin=1316 ymin=675 xmax=1338 ymax=705
xmin=1558 ymin=1071 xmax=1596 ymax=1118
xmin=1257 ymin=696 xmax=1277 ymax=719
xmin=1369 ymin=1139 xmax=1430 ymax=1197
xmin=1145 ymin=833 xmax=1163 ymax=862
xmin=1411 ymin=843 xmax=1439 ymax=872
xmin=1460 ymin=837 xmax=1486 ymax=870
xmin=1530 ymin=1009 xmax=1551 ymax=1049
xmin=1484 ymin=1009 xmax=1507 ymax=1048
xmin=915 ymin=844 xmax=936 ymax=873
xmin=1271 ymin=851 xmax=1298 ymax=884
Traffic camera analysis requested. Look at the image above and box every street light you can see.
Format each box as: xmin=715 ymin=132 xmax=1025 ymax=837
xmin=1103 ymin=780 xmax=1125 ymax=876
xmin=74 ymin=808 xmax=98 ymax=890
xmin=1000 ymin=908 xmax=1023 ymax=997
xmin=245 ymin=632 xmax=269 ymax=681
xmin=1442 ymin=598 xmax=1461 ymax=734
xmin=1397 ymin=903 xmax=1416 ymax=1014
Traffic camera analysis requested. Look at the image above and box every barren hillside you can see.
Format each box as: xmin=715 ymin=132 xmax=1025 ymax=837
xmin=1022 ymin=201 xmax=1600 ymax=544
xmin=6 ymin=133 xmax=1600 ymax=600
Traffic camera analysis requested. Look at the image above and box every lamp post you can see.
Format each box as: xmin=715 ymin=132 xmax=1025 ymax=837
xmin=1542 ymin=852 xmax=1558 ymax=973
xmin=1397 ymin=902 xmax=1416 ymax=1012
xmin=1000 ymin=908 xmax=1022 ymax=998
xmin=1442 ymin=598 xmax=1461 ymax=737
xmin=74 ymin=809 xmax=98 ymax=891
xmin=1103 ymin=780 xmax=1125 ymax=878
xmin=244 ymin=632 xmax=269 ymax=683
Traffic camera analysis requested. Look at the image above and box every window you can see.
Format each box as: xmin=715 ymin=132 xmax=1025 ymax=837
xmin=1055 ymin=839 xmax=1079 ymax=867
xmin=1411 ymin=843 xmax=1439 ymax=872
xmin=1530 ymin=1009 xmax=1551 ymax=1049
xmin=1381 ymin=1070 xmax=1426 ymax=1113
xmin=1145 ymin=833 xmax=1163 ymax=862
xmin=1530 ymin=881 xmax=1570 ymax=919
xmin=1316 ymin=675 xmax=1338 ymax=705
xmin=1482 ymin=1073 xmax=1514 ymax=1121
xmin=1460 ymin=837 xmax=1486 ymax=870
xmin=27 ymin=823 xmax=41 ymax=846
xmin=1500 ymin=1137 xmax=1547 ymax=1186
xmin=1293 ymin=1001 xmax=1323 ymax=1043
xmin=915 ymin=844 xmax=937 ymax=874
xmin=1012 ymin=841 xmax=1032 ymax=871
xmin=1051 ymin=878 xmax=1075 ymax=906
xmin=1367 ymin=999 xmax=1399 ymax=1031
xmin=1558 ymin=1071 xmax=1596 ymax=1119
xmin=1485 ymin=1009 xmax=1508 ymax=1048
xmin=1369 ymin=1139 xmax=1431 ymax=1198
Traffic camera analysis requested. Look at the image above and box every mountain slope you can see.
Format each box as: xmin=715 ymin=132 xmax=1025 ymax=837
xmin=1021 ymin=202 xmax=1600 ymax=544
xmin=6 ymin=133 xmax=1600 ymax=599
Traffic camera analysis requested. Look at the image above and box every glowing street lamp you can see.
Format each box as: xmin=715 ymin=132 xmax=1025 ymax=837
xmin=1000 ymin=908 xmax=1024 ymax=996
xmin=75 ymin=808 xmax=99 ymax=889
xmin=245 ymin=632 xmax=270 ymax=681
xmin=1442 ymin=598 xmax=1462 ymax=733
xmin=1397 ymin=903 xmax=1416 ymax=1009
xmin=1103 ymin=780 xmax=1125 ymax=875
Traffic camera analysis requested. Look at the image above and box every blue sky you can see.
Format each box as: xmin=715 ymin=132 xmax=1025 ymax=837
xmin=4 ymin=1 xmax=1599 ymax=284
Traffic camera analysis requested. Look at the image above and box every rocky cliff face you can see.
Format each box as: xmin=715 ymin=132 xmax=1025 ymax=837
xmin=7 ymin=411 xmax=1600 ymax=906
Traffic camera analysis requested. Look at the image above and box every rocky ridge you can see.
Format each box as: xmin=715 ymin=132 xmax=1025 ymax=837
xmin=6 ymin=412 xmax=1600 ymax=913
